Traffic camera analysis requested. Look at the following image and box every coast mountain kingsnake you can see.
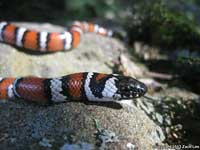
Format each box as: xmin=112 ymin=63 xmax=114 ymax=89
xmin=0 ymin=21 xmax=147 ymax=103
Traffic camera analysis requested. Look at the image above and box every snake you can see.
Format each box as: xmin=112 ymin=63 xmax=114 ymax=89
xmin=0 ymin=21 xmax=147 ymax=103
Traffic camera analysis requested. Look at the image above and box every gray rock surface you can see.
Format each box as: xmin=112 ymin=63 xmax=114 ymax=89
xmin=131 ymin=41 xmax=200 ymax=145
xmin=0 ymin=23 xmax=123 ymax=77
xmin=0 ymin=22 xmax=164 ymax=150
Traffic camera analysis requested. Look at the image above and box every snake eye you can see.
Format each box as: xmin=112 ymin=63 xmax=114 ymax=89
xmin=115 ymin=76 xmax=147 ymax=99
xmin=132 ymin=81 xmax=147 ymax=97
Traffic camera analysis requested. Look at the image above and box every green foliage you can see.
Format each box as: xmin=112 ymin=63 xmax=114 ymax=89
xmin=153 ymin=9 xmax=200 ymax=48
xmin=0 ymin=0 xmax=200 ymax=50
xmin=65 ymin=0 xmax=120 ymax=20
xmin=178 ymin=56 xmax=200 ymax=66
xmin=124 ymin=0 xmax=200 ymax=50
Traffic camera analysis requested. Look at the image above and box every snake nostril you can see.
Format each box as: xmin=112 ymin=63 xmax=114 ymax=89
xmin=141 ymin=85 xmax=147 ymax=95
xmin=136 ymin=83 xmax=147 ymax=96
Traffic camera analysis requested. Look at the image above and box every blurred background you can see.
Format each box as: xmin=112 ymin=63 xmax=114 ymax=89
xmin=1 ymin=0 xmax=200 ymax=50
xmin=1 ymin=0 xmax=199 ymax=93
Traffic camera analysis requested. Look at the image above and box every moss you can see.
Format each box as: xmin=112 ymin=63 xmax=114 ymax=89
xmin=125 ymin=0 xmax=200 ymax=51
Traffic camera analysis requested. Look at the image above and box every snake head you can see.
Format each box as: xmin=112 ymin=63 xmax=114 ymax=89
xmin=113 ymin=75 xmax=147 ymax=100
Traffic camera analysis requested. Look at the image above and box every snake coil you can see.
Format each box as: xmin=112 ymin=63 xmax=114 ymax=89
xmin=0 ymin=21 xmax=147 ymax=103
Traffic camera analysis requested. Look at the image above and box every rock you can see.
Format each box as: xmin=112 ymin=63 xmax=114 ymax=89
xmin=136 ymin=87 xmax=200 ymax=144
xmin=118 ymin=53 xmax=146 ymax=78
xmin=0 ymin=22 xmax=124 ymax=77
xmin=60 ymin=142 xmax=94 ymax=150
xmin=0 ymin=101 xmax=165 ymax=150
xmin=0 ymin=22 xmax=165 ymax=149
xmin=38 ymin=138 xmax=52 ymax=148
xmin=133 ymin=42 xmax=167 ymax=61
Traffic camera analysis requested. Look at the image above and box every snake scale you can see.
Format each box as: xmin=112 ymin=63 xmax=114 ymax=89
xmin=0 ymin=21 xmax=147 ymax=103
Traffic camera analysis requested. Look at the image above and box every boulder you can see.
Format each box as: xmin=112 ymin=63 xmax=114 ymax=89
xmin=0 ymin=22 xmax=165 ymax=150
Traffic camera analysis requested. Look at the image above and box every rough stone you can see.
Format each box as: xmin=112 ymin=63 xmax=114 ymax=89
xmin=0 ymin=22 xmax=124 ymax=77
xmin=0 ymin=22 xmax=165 ymax=150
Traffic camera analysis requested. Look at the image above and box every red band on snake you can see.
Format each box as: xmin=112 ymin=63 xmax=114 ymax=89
xmin=0 ymin=72 xmax=147 ymax=103
xmin=0 ymin=21 xmax=147 ymax=103
xmin=0 ymin=21 xmax=112 ymax=52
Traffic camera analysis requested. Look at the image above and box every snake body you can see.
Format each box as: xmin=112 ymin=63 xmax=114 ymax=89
xmin=0 ymin=72 xmax=147 ymax=103
xmin=0 ymin=21 xmax=112 ymax=52
xmin=0 ymin=21 xmax=147 ymax=103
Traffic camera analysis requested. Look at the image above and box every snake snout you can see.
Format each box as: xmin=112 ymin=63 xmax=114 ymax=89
xmin=131 ymin=79 xmax=147 ymax=97
xmin=116 ymin=76 xmax=147 ymax=99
